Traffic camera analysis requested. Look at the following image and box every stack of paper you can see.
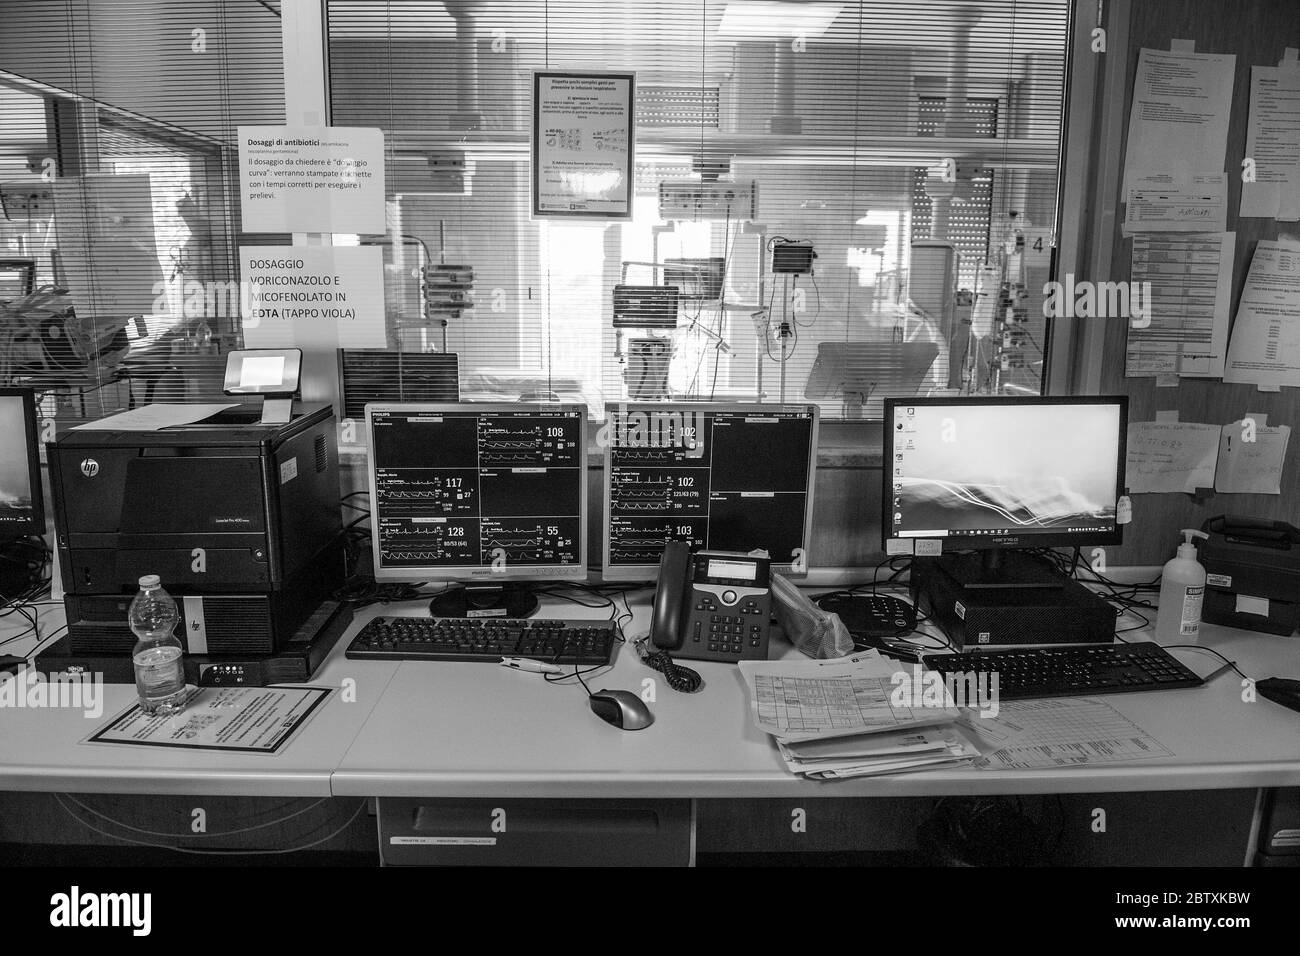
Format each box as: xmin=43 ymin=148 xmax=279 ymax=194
xmin=738 ymin=653 xmax=979 ymax=780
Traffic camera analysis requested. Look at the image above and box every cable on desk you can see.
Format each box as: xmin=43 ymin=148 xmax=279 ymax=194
xmin=1162 ymin=644 xmax=1250 ymax=681
xmin=634 ymin=637 xmax=702 ymax=693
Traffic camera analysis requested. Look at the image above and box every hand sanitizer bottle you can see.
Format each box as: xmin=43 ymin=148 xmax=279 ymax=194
xmin=1155 ymin=529 xmax=1209 ymax=642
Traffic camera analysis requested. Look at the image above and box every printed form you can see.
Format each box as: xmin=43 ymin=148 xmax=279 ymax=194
xmin=739 ymin=655 xmax=957 ymax=743
xmin=1126 ymin=232 xmax=1234 ymax=377
xmin=959 ymin=699 xmax=1173 ymax=771
xmin=1224 ymin=240 xmax=1300 ymax=388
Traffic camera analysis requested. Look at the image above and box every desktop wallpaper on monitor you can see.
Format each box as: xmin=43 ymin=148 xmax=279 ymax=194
xmin=892 ymin=402 xmax=1122 ymax=539
xmin=0 ymin=396 xmax=35 ymax=528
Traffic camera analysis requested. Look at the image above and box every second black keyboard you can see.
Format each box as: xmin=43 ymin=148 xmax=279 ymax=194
xmin=920 ymin=642 xmax=1204 ymax=701
xmin=345 ymin=616 xmax=617 ymax=665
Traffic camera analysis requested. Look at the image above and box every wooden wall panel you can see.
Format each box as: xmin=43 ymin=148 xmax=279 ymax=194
xmin=1103 ymin=0 xmax=1300 ymax=564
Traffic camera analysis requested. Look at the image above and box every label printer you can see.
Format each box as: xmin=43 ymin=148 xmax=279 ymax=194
xmin=1199 ymin=515 xmax=1300 ymax=637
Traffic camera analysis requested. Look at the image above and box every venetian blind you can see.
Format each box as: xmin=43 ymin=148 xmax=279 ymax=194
xmin=0 ymin=0 xmax=284 ymax=424
xmin=325 ymin=0 xmax=1070 ymax=420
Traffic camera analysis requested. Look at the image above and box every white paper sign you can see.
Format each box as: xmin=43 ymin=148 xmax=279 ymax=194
xmin=238 ymin=125 xmax=385 ymax=234
xmin=1240 ymin=65 xmax=1300 ymax=220
xmin=1122 ymin=48 xmax=1235 ymax=192
xmin=240 ymin=245 xmax=386 ymax=350
xmin=1224 ymin=241 xmax=1300 ymax=388
xmin=532 ymin=72 xmax=635 ymax=219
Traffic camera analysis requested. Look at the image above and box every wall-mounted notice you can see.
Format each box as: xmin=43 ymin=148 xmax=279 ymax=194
xmin=1224 ymin=240 xmax=1300 ymax=388
xmin=1122 ymin=48 xmax=1234 ymax=193
xmin=1216 ymin=420 xmax=1291 ymax=494
xmin=1126 ymin=232 xmax=1234 ymax=377
xmin=240 ymin=245 xmax=385 ymax=350
xmin=1126 ymin=420 xmax=1220 ymax=494
xmin=1240 ymin=64 xmax=1300 ymax=220
xmin=238 ymin=125 xmax=385 ymax=234
xmin=532 ymin=71 xmax=635 ymax=219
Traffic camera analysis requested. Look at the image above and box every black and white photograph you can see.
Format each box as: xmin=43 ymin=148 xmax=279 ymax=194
xmin=0 ymin=0 xmax=1296 ymax=936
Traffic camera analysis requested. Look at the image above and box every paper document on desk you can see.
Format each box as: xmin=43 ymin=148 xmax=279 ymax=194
xmin=72 ymin=403 xmax=238 ymax=431
xmin=739 ymin=653 xmax=959 ymax=743
xmin=958 ymin=699 xmax=1174 ymax=770
xmin=777 ymin=726 xmax=979 ymax=779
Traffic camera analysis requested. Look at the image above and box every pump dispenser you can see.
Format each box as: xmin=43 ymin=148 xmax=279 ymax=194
xmin=1155 ymin=529 xmax=1209 ymax=642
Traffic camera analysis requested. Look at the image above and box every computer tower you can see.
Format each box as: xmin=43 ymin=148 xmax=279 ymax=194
xmin=912 ymin=557 xmax=1115 ymax=649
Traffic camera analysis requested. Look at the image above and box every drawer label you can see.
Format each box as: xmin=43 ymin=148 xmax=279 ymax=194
xmin=389 ymin=836 xmax=498 ymax=846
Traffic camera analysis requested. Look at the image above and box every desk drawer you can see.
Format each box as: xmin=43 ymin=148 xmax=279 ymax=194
xmin=377 ymin=798 xmax=692 ymax=866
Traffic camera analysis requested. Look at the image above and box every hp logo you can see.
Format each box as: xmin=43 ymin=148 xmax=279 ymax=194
xmin=80 ymin=458 xmax=100 ymax=478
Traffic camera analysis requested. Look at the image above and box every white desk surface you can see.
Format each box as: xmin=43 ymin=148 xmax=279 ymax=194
xmin=0 ymin=619 xmax=399 ymax=796
xmin=332 ymin=591 xmax=1300 ymax=799
xmin=3 ymin=589 xmax=1299 ymax=798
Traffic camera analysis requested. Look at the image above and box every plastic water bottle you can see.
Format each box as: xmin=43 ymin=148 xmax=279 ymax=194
xmin=129 ymin=575 xmax=187 ymax=715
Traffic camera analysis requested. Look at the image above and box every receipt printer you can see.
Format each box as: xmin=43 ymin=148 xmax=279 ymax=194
xmin=1198 ymin=515 xmax=1300 ymax=637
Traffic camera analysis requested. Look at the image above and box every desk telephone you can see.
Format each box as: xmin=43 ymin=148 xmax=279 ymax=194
xmin=649 ymin=541 xmax=773 ymax=663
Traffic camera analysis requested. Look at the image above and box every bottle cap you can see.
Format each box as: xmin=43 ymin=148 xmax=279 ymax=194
xmin=139 ymin=574 xmax=161 ymax=588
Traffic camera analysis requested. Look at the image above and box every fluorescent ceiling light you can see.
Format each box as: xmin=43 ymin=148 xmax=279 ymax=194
xmin=718 ymin=2 xmax=845 ymax=38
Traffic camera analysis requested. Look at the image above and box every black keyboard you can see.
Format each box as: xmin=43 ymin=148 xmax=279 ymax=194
xmin=345 ymin=616 xmax=617 ymax=665
xmin=921 ymin=642 xmax=1204 ymax=701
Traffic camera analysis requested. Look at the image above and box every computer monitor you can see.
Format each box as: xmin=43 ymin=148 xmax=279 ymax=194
xmin=366 ymin=403 xmax=587 ymax=617
xmin=602 ymin=403 xmax=819 ymax=581
xmin=883 ymin=396 xmax=1128 ymax=587
xmin=0 ymin=258 xmax=36 ymax=301
xmin=0 ymin=388 xmax=43 ymax=542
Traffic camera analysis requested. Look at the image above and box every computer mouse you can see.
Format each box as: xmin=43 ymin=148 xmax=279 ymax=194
xmin=1257 ymin=678 xmax=1300 ymax=715
xmin=588 ymin=689 xmax=654 ymax=731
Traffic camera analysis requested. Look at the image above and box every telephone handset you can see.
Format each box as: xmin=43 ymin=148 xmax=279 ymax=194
xmin=650 ymin=541 xmax=773 ymax=663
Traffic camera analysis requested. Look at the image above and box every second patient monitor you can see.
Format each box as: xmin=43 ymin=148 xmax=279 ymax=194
xmin=602 ymin=403 xmax=819 ymax=581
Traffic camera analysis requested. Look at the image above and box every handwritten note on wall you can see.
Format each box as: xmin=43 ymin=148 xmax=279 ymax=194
xmin=1127 ymin=419 xmax=1292 ymax=495
xmin=1216 ymin=420 xmax=1292 ymax=494
xmin=1126 ymin=421 xmax=1221 ymax=493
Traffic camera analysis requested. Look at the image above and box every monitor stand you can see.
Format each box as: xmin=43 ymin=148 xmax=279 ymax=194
xmin=937 ymin=550 xmax=1065 ymax=589
xmin=429 ymin=583 xmax=540 ymax=619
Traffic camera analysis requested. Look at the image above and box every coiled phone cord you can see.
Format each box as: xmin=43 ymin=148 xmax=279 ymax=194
xmin=635 ymin=638 xmax=703 ymax=694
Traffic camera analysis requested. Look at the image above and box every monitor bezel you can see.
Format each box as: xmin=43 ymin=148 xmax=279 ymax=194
xmin=0 ymin=387 xmax=45 ymax=538
xmin=365 ymin=402 xmax=589 ymax=584
xmin=882 ymin=395 xmax=1129 ymax=552
xmin=601 ymin=402 xmax=821 ymax=582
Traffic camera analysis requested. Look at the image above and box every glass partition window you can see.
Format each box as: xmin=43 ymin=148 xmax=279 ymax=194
xmin=0 ymin=0 xmax=283 ymax=424
xmin=326 ymin=0 xmax=1070 ymax=418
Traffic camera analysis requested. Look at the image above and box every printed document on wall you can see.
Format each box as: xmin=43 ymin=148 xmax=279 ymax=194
xmin=1126 ymin=232 xmax=1234 ymax=377
xmin=1224 ymin=240 xmax=1300 ymax=388
xmin=1123 ymin=173 xmax=1227 ymax=234
xmin=1240 ymin=66 xmax=1300 ymax=220
xmin=1122 ymin=48 xmax=1235 ymax=193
